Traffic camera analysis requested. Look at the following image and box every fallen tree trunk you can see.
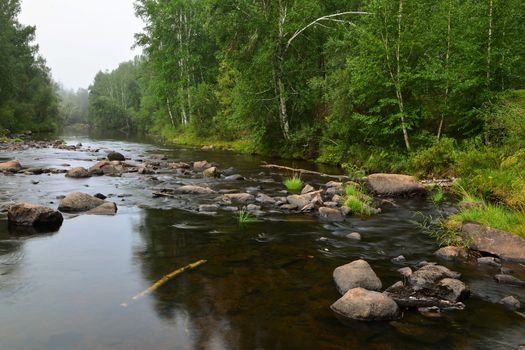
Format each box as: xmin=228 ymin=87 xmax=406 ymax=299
xmin=260 ymin=162 xmax=349 ymax=180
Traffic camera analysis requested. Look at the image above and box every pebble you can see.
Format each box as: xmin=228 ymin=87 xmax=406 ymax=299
xmin=346 ymin=232 xmax=361 ymax=240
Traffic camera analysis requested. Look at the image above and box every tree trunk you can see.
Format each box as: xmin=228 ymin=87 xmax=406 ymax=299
xmin=486 ymin=0 xmax=493 ymax=86
xmin=277 ymin=0 xmax=290 ymax=140
xmin=438 ymin=0 xmax=452 ymax=139
xmin=396 ymin=0 xmax=410 ymax=151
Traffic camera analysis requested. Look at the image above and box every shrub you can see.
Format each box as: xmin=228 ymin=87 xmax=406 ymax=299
xmin=409 ymin=137 xmax=457 ymax=178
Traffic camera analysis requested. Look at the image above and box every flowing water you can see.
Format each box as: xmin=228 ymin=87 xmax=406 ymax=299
xmin=0 ymin=134 xmax=524 ymax=350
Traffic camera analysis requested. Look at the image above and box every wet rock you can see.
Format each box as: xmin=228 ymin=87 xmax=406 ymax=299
xmin=326 ymin=186 xmax=343 ymax=196
xmin=170 ymin=162 xmax=190 ymax=169
xmin=7 ymin=203 xmax=63 ymax=228
xmin=340 ymin=206 xmax=351 ymax=216
xmin=366 ymin=173 xmax=426 ymax=196
xmin=386 ymin=281 xmax=405 ymax=292
xmin=325 ymin=181 xmax=343 ymax=188
xmin=500 ymin=267 xmax=514 ymax=274
xmin=256 ymin=193 xmax=276 ymax=205
xmin=65 ymin=167 xmax=91 ymax=178
xmin=107 ymin=151 xmax=125 ymax=161
xmin=286 ymin=194 xmax=310 ymax=210
xmin=173 ymin=185 xmax=215 ymax=195
xmin=85 ymin=202 xmax=117 ymax=215
xmin=409 ymin=264 xmax=461 ymax=290
xmin=435 ymin=246 xmax=465 ymax=260
xmin=246 ymin=204 xmax=261 ymax=212
xmin=223 ymin=193 xmax=255 ymax=203
xmin=301 ymin=184 xmax=315 ymax=195
xmin=280 ymin=204 xmax=297 ymax=210
xmin=398 ymin=267 xmax=413 ymax=278
xmin=332 ymin=194 xmax=342 ymax=203
xmin=0 ymin=160 xmax=22 ymax=172
xmin=499 ymin=296 xmax=521 ymax=310
xmin=494 ymin=274 xmax=525 ymax=286
xmin=477 ymin=256 xmax=501 ymax=267
xmin=333 ymin=259 xmax=382 ymax=294
xmin=391 ymin=255 xmax=406 ymax=263
xmin=331 ymin=288 xmax=400 ymax=321
xmin=324 ymin=201 xmax=339 ymax=208
xmin=25 ymin=167 xmax=44 ymax=175
xmin=319 ymin=207 xmax=344 ymax=222
xmin=462 ymin=222 xmax=525 ymax=263
xmin=137 ymin=163 xmax=154 ymax=174
xmin=199 ymin=204 xmax=219 ymax=213
xmin=346 ymin=232 xmax=361 ymax=240
xmin=225 ymin=174 xmax=244 ymax=181
xmin=58 ymin=192 xmax=113 ymax=213
xmin=193 ymin=160 xmax=211 ymax=169
xmin=31 ymin=180 xmax=39 ymax=185
xmin=94 ymin=193 xmax=107 ymax=200
xmin=436 ymin=278 xmax=470 ymax=302
xmin=203 ymin=166 xmax=220 ymax=178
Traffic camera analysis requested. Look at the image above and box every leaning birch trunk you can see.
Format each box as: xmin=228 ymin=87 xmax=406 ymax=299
xmin=486 ymin=0 xmax=493 ymax=86
xmin=277 ymin=0 xmax=290 ymax=141
xmin=438 ymin=0 xmax=453 ymax=139
xmin=396 ymin=0 xmax=410 ymax=151
xmin=166 ymin=98 xmax=176 ymax=127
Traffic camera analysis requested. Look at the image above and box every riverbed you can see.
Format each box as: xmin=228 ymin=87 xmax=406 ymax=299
xmin=0 ymin=134 xmax=524 ymax=350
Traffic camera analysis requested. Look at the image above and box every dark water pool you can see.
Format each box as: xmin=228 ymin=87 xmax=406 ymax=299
xmin=0 ymin=135 xmax=524 ymax=350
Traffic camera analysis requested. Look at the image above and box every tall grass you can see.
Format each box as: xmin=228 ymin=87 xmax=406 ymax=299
xmin=238 ymin=208 xmax=257 ymax=224
xmin=343 ymin=183 xmax=373 ymax=216
xmin=284 ymin=176 xmax=303 ymax=192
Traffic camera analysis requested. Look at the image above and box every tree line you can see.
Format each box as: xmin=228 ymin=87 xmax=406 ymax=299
xmin=90 ymin=0 xmax=525 ymax=160
xmin=0 ymin=0 xmax=60 ymax=134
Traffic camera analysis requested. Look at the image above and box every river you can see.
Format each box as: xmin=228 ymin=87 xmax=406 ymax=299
xmin=0 ymin=134 xmax=524 ymax=350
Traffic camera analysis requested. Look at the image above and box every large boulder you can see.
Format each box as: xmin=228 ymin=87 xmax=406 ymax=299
xmin=331 ymin=288 xmax=400 ymax=321
xmin=65 ymin=167 xmax=91 ymax=178
xmin=462 ymin=222 xmax=525 ymax=263
xmin=107 ymin=151 xmax=125 ymax=161
xmin=436 ymin=278 xmax=470 ymax=302
xmin=333 ymin=259 xmax=382 ymax=294
xmin=0 ymin=160 xmax=22 ymax=172
xmin=173 ymin=185 xmax=215 ymax=195
xmin=8 ymin=203 xmax=63 ymax=228
xmin=58 ymin=192 xmax=114 ymax=213
xmin=366 ymin=173 xmax=426 ymax=196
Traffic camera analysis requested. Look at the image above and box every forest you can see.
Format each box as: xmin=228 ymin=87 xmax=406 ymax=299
xmin=85 ymin=0 xmax=525 ymax=166
xmin=0 ymin=0 xmax=60 ymax=134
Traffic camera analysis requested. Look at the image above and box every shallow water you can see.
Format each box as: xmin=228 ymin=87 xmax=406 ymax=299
xmin=0 ymin=134 xmax=524 ymax=350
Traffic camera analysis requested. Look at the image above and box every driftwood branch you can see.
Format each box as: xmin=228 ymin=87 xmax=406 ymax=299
xmin=260 ymin=162 xmax=349 ymax=180
xmin=121 ymin=259 xmax=207 ymax=307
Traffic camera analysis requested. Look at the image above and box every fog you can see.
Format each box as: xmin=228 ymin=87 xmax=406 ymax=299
xmin=19 ymin=0 xmax=143 ymax=90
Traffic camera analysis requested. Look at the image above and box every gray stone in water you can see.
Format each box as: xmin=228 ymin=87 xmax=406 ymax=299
xmin=246 ymin=204 xmax=261 ymax=212
xmin=434 ymin=246 xmax=465 ymax=260
xmin=224 ymin=174 xmax=244 ymax=181
xmin=65 ymin=167 xmax=91 ymax=178
xmin=107 ymin=151 xmax=125 ymax=161
xmin=199 ymin=204 xmax=219 ymax=213
xmin=365 ymin=173 xmax=426 ymax=196
xmin=323 ymin=201 xmax=339 ymax=208
xmin=330 ymin=288 xmax=400 ymax=321
xmin=174 ymin=185 xmax=215 ymax=195
xmin=58 ymin=192 xmax=116 ymax=214
xmin=398 ymin=267 xmax=413 ymax=278
xmin=319 ymin=207 xmax=344 ymax=222
xmin=223 ymin=193 xmax=255 ymax=203
xmin=346 ymin=232 xmax=361 ymax=240
xmin=256 ymin=193 xmax=276 ymax=205
xmin=333 ymin=259 xmax=382 ymax=294
xmin=85 ymin=202 xmax=117 ymax=215
xmin=301 ymin=184 xmax=315 ymax=195
xmin=499 ymin=296 xmax=521 ymax=310
xmin=409 ymin=264 xmax=461 ymax=290
xmin=286 ymin=194 xmax=310 ymax=209
xmin=8 ymin=203 xmax=63 ymax=228
xmin=436 ymin=278 xmax=470 ymax=302
xmin=391 ymin=255 xmax=406 ymax=263
xmin=203 ymin=166 xmax=219 ymax=178
xmin=477 ymin=256 xmax=501 ymax=267
xmin=494 ymin=274 xmax=525 ymax=286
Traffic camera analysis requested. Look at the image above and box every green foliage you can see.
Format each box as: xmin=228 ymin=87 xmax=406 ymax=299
xmin=284 ymin=177 xmax=303 ymax=192
xmin=0 ymin=0 xmax=59 ymax=133
xmin=430 ymin=186 xmax=445 ymax=204
xmin=409 ymin=137 xmax=457 ymax=178
xmin=449 ymin=204 xmax=525 ymax=238
xmin=238 ymin=209 xmax=257 ymax=224
xmin=343 ymin=183 xmax=373 ymax=216
xmin=416 ymin=214 xmax=471 ymax=249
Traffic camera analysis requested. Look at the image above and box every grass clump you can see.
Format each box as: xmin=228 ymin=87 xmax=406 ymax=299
xmin=284 ymin=176 xmax=303 ymax=192
xmin=416 ymin=213 xmax=471 ymax=249
xmin=238 ymin=209 xmax=257 ymax=224
xmin=430 ymin=186 xmax=445 ymax=203
xmin=343 ymin=183 xmax=374 ymax=216
xmin=448 ymin=204 xmax=525 ymax=238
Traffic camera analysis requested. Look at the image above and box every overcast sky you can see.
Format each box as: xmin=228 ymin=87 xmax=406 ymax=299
xmin=19 ymin=0 xmax=144 ymax=90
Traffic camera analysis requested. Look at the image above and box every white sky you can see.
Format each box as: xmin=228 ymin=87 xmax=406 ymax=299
xmin=19 ymin=0 xmax=144 ymax=90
